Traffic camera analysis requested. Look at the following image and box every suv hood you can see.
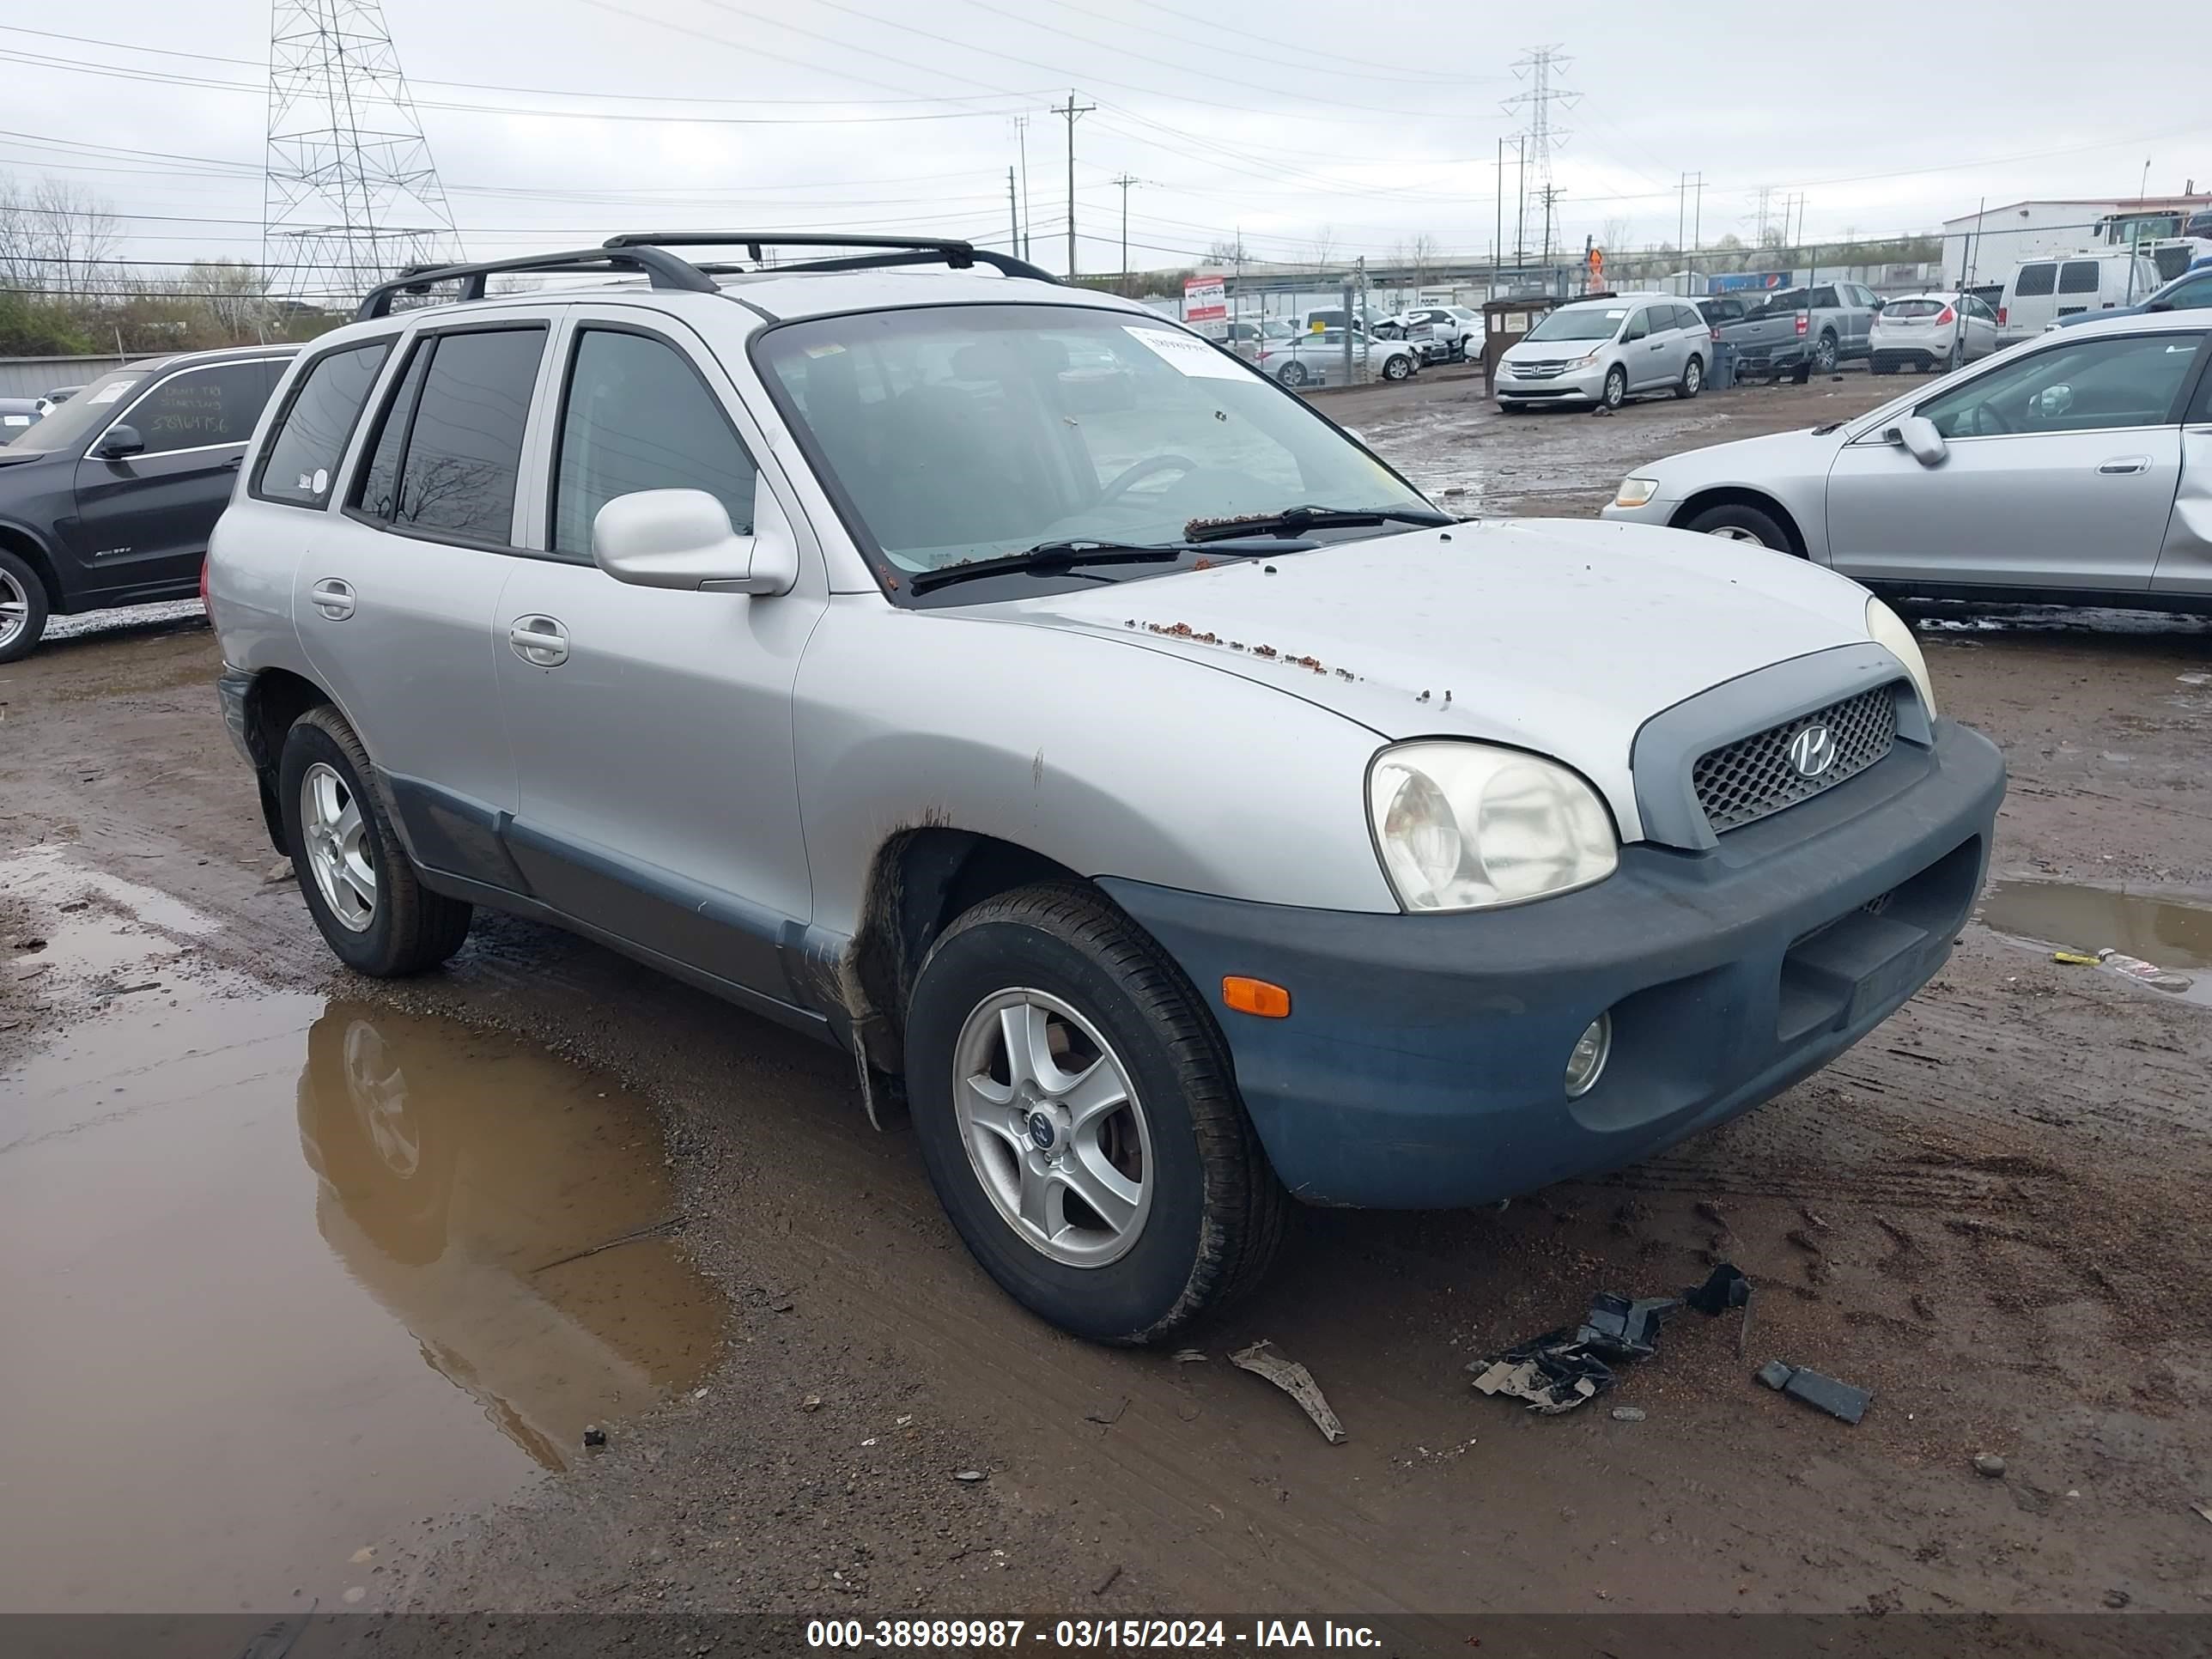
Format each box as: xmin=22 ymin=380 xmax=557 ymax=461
xmin=1001 ymin=517 xmax=1880 ymax=841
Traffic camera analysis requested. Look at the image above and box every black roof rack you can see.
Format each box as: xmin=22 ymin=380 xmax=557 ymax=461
xmin=603 ymin=230 xmax=1057 ymax=284
xmin=355 ymin=246 xmax=718 ymax=320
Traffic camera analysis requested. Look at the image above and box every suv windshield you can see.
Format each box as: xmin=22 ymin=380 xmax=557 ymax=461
xmin=3 ymin=368 xmax=144 ymax=455
xmin=1523 ymin=305 xmax=1626 ymax=343
xmin=754 ymin=304 xmax=1429 ymax=584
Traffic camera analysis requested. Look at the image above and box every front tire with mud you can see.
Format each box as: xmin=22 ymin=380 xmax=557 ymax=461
xmin=904 ymin=882 xmax=1285 ymax=1344
xmin=278 ymin=704 xmax=472 ymax=977
xmin=0 ymin=545 xmax=50 ymax=665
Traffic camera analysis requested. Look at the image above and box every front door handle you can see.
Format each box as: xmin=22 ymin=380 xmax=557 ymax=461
xmin=508 ymin=615 xmax=568 ymax=667
xmin=2098 ymin=456 xmax=2151 ymax=475
xmin=219 ymin=454 xmax=244 ymax=471
xmin=308 ymin=577 xmax=355 ymax=621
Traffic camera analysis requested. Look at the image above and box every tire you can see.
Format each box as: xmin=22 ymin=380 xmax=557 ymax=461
xmin=1680 ymin=501 xmax=1792 ymax=550
xmin=1814 ymin=331 xmax=1838 ymax=374
xmin=1601 ymin=366 xmax=1627 ymax=410
xmin=1791 ymin=362 xmax=1813 ymax=386
xmin=904 ymin=881 xmax=1286 ymax=1345
xmin=1277 ymin=362 xmax=1309 ymax=388
xmin=1944 ymin=341 xmax=1965 ymax=374
xmin=277 ymin=704 xmax=472 ymax=977
xmin=1675 ymin=355 xmax=1705 ymax=399
xmin=1498 ymin=400 xmax=1527 ymax=414
xmin=1382 ymin=353 xmax=1413 ymax=381
xmin=0 ymin=546 xmax=50 ymax=665
xmin=1870 ymin=356 xmax=1896 ymax=376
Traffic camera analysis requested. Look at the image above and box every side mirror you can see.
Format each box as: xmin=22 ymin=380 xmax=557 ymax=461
xmin=94 ymin=424 xmax=145 ymax=460
xmin=2146 ymin=300 xmax=2174 ymax=313
xmin=592 ymin=488 xmax=798 ymax=597
xmin=1888 ymin=415 xmax=1949 ymax=467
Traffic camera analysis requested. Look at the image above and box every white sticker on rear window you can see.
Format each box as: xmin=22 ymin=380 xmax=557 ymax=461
xmin=88 ymin=382 xmax=131 ymax=404
xmin=1123 ymin=326 xmax=1248 ymax=380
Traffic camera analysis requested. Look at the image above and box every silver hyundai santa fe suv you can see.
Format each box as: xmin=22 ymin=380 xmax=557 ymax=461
xmin=210 ymin=233 xmax=2005 ymax=1343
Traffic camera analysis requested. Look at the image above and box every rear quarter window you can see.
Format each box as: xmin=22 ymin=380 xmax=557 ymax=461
xmin=2014 ymin=264 xmax=2057 ymax=297
xmin=252 ymin=340 xmax=392 ymax=508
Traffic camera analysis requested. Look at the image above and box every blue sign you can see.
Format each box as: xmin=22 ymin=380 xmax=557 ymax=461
xmin=1708 ymin=270 xmax=1791 ymax=294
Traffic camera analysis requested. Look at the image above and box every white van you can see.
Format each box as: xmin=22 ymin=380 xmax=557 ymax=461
xmin=1997 ymin=251 xmax=2160 ymax=340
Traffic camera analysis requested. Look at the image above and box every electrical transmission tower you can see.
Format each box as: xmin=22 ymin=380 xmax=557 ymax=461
xmin=262 ymin=0 xmax=463 ymax=307
xmin=1502 ymin=46 xmax=1576 ymax=272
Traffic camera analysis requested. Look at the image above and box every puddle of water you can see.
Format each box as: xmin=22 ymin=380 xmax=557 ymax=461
xmin=1979 ymin=878 xmax=2212 ymax=1009
xmin=0 ymin=853 xmax=724 ymax=1613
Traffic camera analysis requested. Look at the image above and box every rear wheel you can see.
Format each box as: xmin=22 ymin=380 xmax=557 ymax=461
xmin=905 ymin=882 xmax=1285 ymax=1344
xmin=1675 ymin=355 xmax=1705 ymax=399
xmin=1871 ymin=356 xmax=1896 ymax=376
xmin=1277 ymin=362 xmax=1309 ymax=388
xmin=278 ymin=705 xmax=472 ymax=977
xmin=1814 ymin=331 xmax=1839 ymax=374
xmin=0 ymin=547 xmax=49 ymax=665
xmin=1945 ymin=340 xmax=1965 ymax=373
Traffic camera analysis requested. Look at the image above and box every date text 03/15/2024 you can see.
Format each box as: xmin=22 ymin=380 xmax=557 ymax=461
xmin=805 ymin=1619 xmax=1384 ymax=1649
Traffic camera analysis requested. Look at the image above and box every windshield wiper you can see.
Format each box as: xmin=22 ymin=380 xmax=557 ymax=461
xmin=907 ymin=539 xmax=1186 ymax=594
xmin=1183 ymin=503 xmax=1454 ymax=543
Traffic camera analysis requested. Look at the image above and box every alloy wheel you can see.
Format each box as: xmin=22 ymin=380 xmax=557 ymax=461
xmin=0 ymin=567 xmax=27 ymax=652
xmin=301 ymin=761 xmax=378 ymax=932
xmin=951 ymin=988 xmax=1153 ymax=1267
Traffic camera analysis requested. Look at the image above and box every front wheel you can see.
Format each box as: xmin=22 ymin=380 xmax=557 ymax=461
xmin=1681 ymin=501 xmax=1791 ymax=550
xmin=1675 ymin=356 xmax=1704 ymax=399
xmin=1276 ymin=362 xmax=1309 ymax=388
xmin=905 ymin=883 xmax=1285 ymax=1344
xmin=1382 ymin=352 xmax=1413 ymax=381
xmin=0 ymin=547 xmax=50 ymax=665
xmin=278 ymin=704 xmax=473 ymax=977
xmin=1601 ymin=366 xmax=1627 ymax=410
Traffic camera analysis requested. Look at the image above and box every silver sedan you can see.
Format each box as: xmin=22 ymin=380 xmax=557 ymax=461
xmin=1601 ymin=309 xmax=2212 ymax=605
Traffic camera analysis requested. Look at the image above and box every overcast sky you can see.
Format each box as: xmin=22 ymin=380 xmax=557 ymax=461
xmin=5 ymin=0 xmax=2210 ymax=284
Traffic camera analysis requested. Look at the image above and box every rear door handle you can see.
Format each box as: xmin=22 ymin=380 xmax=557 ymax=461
xmin=2098 ymin=456 xmax=2151 ymax=475
xmin=508 ymin=615 xmax=568 ymax=667
xmin=308 ymin=577 xmax=355 ymax=621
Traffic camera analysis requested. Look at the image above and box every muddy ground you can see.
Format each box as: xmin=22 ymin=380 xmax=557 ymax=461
xmin=3 ymin=370 xmax=2211 ymax=1630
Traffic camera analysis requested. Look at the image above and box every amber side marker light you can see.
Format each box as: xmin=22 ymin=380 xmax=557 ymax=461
xmin=1222 ymin=976 xmax=1291 ymax=1018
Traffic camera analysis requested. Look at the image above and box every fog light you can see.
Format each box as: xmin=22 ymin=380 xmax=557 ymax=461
xmin=1565 ymin=1012 xmax=1612 ymax=1098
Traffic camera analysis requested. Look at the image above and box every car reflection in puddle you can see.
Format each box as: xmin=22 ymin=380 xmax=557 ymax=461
xmin=297 ymin=1004 xmax=726 ymax=1473
xmin=1 ymin=908 xmax=724 ymax=1614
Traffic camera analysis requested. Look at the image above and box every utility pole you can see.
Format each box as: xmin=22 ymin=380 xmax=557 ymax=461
xmin=1109 ymin=173 xmax=1139 ymax=283
xmin=1052 ymin=90 xmax=1094 ymax=277
xmin=1692 ymin=172 xmax=1703 ymax=279
xmin=1539 ymin=185 xmax=1563 ymax=267
xmin=1013 ymin=114 xmax=1032 ymax=260
xmin=1495 ymin=137 xmax=1506 ymax=283
xmin=1008 ymin=167 xmax=1019 ymax=255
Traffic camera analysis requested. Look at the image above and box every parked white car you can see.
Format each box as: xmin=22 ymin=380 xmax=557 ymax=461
xmin=1258 ymin=326 xmax=1419 ymax=386
xmin=1601 ymin=309 xmax=2212 ymax=605
xmin=1498 ymin=294 xmax=1709 ymax=410
xmin=1869 ymin=293 xmax=2000 ymax=375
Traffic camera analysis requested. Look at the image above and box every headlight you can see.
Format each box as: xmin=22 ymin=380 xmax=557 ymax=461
xmin=1866 ymin=597 xmax=1937 ymax=719
xmin=1569 ymin=350 xmax=1599 ymax=367
xmin=1613 ymin=477 xmax=1658 ymax=507
xmin=1368 ymin=742 xmax=1619 ymax=912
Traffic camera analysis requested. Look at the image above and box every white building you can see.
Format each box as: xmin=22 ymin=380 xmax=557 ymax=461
xmin=1943 ymin=194 xmax=2209 ymax=285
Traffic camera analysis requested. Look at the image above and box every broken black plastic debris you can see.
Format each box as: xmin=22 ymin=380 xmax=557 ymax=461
xmin=1470 ymin=1291 xmax=1678 ymax=1414
xmin=1684 ymin=1262 xmax=1751 ymax=1316
xmin=1755 ymin=1361 xmax=1870 ymax=1425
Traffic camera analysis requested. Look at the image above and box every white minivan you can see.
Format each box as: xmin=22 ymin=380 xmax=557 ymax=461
xmin=1997 ymin=251 xmax=2160 ymax=341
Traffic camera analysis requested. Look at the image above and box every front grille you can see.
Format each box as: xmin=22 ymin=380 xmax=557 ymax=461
xmin=1692 ymin=686 xmax=1899 ymax=833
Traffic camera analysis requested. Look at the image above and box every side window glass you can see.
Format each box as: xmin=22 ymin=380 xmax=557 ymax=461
xmin=2057 ymin=262 xmax=2100 ymax=296
xmin=118 ymin=362 xmax=279 ymax=455
xmin=2014 ymin=264 xmax=2057 ymax=297
xmin=1809 ymin=286 xmax=1839 ymax=309
xmin=1921 ymin=335 xmax=2204 ymax=439
xmin=1622 ymin=312 xmax=1650 ymax=342
xmin=551 ymin=328 xmax=757 ymax=557
xmin=2169 ymin=276 xmax=2212 ymax=310
xmin=252 ymin=341 xmax=391 ymax=507
xmin=351 ymin=328 xmax=544 ymax=544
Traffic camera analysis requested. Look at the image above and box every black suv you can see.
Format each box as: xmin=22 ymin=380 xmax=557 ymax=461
xmin=0 ymin=343 xmax=298 ymax=662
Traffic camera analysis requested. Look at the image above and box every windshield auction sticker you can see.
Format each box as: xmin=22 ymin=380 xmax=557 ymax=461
xmin=1123 ymin=325 xmax=1249 ymax=380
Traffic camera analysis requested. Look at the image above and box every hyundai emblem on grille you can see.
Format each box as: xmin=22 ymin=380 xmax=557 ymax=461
xmin=1787 ymin=724 xmax=1837 ymax=779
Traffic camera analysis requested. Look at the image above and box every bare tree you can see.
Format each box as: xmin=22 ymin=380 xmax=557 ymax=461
xmin=1600 ymin=218 xmax=1632 ymax=256
xmin=0 ymin=173 xmax=120 ymax=297
xmin=180 ymin=259 xmax=274 ymax=337
xmin=1391 ymin=233 xmax=1442 ymax=284
xmin=1309 ymin=225 xmax=1337 ymax=275
xmin=1204 ymin=235 xmax=1250 ymax=268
